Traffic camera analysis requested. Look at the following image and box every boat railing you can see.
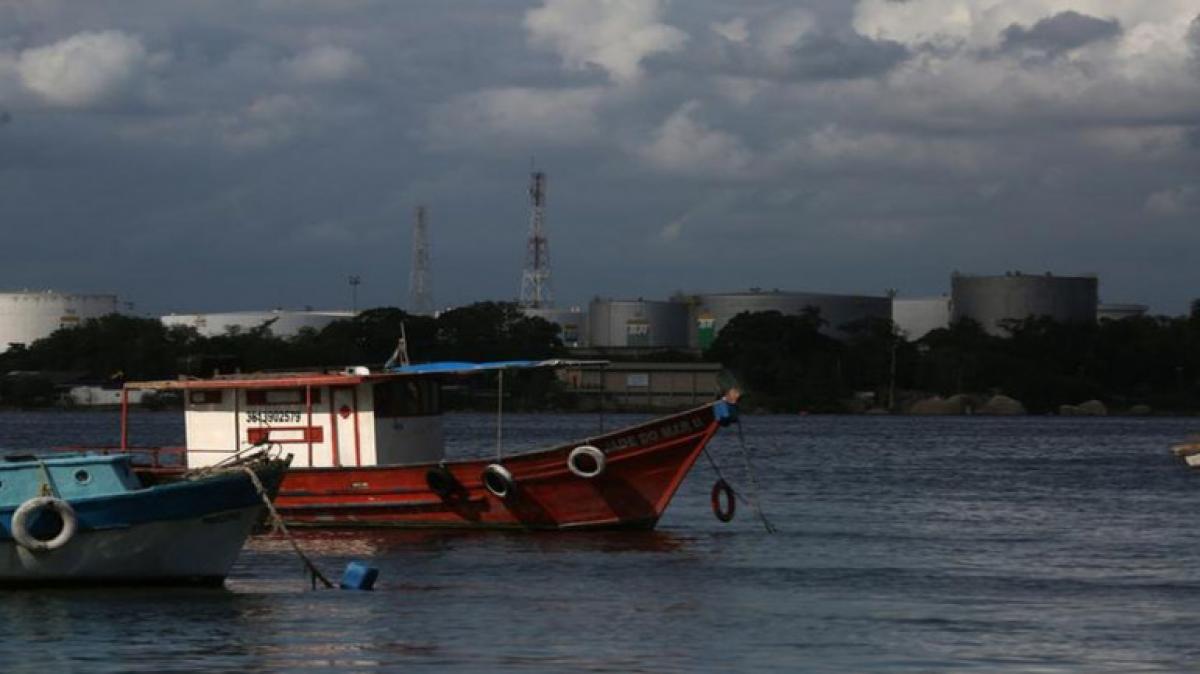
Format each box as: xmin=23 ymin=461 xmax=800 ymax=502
xmin=48 ymin=445 xmax=245 ymax=471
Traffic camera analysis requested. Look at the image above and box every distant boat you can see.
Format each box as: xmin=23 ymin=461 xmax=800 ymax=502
xmin=118 ymin=360 xmax=738 ymax=530
xmin=1 ymin=451 xmax=287 ymax=585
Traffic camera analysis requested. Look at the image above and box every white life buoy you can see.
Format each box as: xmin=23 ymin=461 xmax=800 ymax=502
xmin=567 ymin=445 xmax=606 ymax=479
xmin=481 ymin=464 xmax=516 ymax=499
xmin=11 ymin=496 xmax=78 ymax=552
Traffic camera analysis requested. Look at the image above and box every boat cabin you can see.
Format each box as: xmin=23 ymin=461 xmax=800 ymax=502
xmin=125 ymin=370 xmax=444 ymax=469
xmin=1 ymin=453 xmax=144 ymax=506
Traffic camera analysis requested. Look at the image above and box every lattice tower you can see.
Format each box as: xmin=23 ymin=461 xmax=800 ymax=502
xmin=408 ymin=205 xmax=433 ymax=315
xmin=519 ymin=171 xmax=553 ymax=308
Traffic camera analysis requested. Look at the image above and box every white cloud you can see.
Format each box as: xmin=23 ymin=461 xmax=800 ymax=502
xmin=854 ymin=0 xmax=1196 ymax=55
xmin=285 ymin=45 xmax=365 ymax=83
xmin=525 ymin=0 xmax=688 ymax=83
xmin=426 ymin=86 xmax=607 ymax=150
xmin=758 ymin=9 xmax=817 ymax=64
xmin=639 ymin=101 xmax=753 ymax=178
xmin=711 ymin=18 xmax=749 ymax=44
xmin=219 ymin=94 xmax=309 ymax=150
xmin=1145 ymin=184 xmax=1198 ymax=216
xmin=17 ymin=30 xmax=152 ymax=107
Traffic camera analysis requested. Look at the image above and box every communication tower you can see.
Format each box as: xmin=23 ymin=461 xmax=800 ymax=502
xmin=519 ymin=171 xmax=553 ymax=308
xmin=408 ymin=205 xmax=433 ymax=315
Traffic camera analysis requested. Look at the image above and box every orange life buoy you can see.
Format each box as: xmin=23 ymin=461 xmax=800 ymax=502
xmin=711 ymin=479 xmax=735 ymax=523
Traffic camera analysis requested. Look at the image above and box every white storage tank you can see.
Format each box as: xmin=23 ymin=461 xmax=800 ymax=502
xmin=892 ymin=297 xmax=951 ymax=340
xmin=522 ymin=306 xmax=588 ymax=348
xmin=587 ymin=299 xmax=689 ymax=349
xmin=1097 ymin=303 xmax=1149 ymax=322
xmin=0 ymin=291 xmax=119 ymax=351
xmin=161 ymin=310 xmax=356 ymax=338
xmin=950 ymin=272 xmax=1098 ymax=336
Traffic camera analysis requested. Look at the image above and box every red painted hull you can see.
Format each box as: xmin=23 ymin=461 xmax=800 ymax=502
xmin=274 ymin=404 xmax=721 ymax=530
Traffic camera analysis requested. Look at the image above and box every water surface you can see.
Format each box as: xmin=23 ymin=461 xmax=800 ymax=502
xmin=2 ymin=410 xmax=1200 ymax=672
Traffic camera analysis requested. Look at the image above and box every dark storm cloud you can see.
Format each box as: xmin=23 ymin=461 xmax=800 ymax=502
xmin=1000 ymin=11 xmax=1121 ymax=55
xmin=785 ymin=32 xmax=908 ymax=80
xmin=1 ymin=0 xmax=1199 ymax=316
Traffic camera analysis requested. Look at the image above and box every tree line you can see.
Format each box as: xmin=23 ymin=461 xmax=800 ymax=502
xmin=705 ymin=301 xmax=1200 ymax=414
xmin=4 ymin=299 xmax=1200 ymax=414
xmin=0 ymin=303 xmax=564 ymax=408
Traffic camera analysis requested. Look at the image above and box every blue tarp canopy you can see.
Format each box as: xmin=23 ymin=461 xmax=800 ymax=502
xmin=388 ymin=359 xmax=608 ymax=376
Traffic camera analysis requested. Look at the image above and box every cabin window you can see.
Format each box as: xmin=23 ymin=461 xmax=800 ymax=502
xmin=246 ymin=388 xmax=321 ymax=405
xmin=74 ymin=469 xmax=91 ymax=484
xmin=189 ymin=390 xmax=223 ymax=405
xmin=374 ymin=380 xmax=440 ymax=417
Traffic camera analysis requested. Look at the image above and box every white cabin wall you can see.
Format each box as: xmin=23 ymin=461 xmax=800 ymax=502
xmin=184 ymin=404 xmax=240 ymax=468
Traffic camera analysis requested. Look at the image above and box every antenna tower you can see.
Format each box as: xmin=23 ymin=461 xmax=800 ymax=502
xmin=408 ymin=205 xmax=433 ymax=315
xmin=519 ymin=171 xmax=553 ymax=308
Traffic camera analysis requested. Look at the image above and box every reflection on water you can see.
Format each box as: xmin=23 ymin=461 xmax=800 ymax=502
xmin=4 ymin=412 xmax=1200 ymax=671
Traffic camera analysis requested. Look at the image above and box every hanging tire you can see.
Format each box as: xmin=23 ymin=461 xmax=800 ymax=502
xmin=426 ymin=465 xmax=462 ymax=499
xmin=481 ymin=464 xmax=515 ymax=499
xmin=11 ymin=496 xmax=78 ymax=552
xmin=711 ymin=479 xmax=736 ymax=523
xmin=567 ymin=445 xmax=606 ymax=479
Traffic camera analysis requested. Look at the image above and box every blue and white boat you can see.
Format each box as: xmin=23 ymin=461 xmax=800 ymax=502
xmin=1 ymin=451 xmax=287 ymax=586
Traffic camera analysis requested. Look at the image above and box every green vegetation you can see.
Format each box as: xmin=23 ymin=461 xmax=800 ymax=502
xmin=706 ymin=305 xmax=1200 ymax=414
xmin=0 ymin=302 xmax=564 ymax=409
xmin=5 ymin=299 xmax=1200 ymax=414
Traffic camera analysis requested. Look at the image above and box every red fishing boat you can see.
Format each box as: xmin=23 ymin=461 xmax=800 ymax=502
xmin=117 ymin=360 xmax=738 ymax=530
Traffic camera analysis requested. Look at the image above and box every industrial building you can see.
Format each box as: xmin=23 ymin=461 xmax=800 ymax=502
xmin=587 ymin=298 xmax=690 ymax=349
xmin=160 ymin=309 xmax=355 ymax=338
xmin=0 ymin=291 xmax=119 ymax=351
xmin=1098 ymin=303 xmax=1149 ymax=321
xmin=688 ymin=289 xmax=893 ymax=348
xmin=950 ymin=272 xmax=1098 ymax=336
xmin=522 ymin=306 xmax=587 ymax=348
xmin=557 ymin=361 xmax=723 ymax=411
xmin=892 ymin=297 xmax=951 ymax=340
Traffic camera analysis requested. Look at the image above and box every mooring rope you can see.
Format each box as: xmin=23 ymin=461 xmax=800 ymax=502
xmin=700 ymin=421 xmax=777 ymax=534
xmin=733 ymin=419 xmax=777 ymax=534
xmin=240 ymin=465 xmax=334 ymax=589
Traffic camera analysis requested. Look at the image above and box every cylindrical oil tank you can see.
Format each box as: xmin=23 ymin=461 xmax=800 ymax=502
xmin=693 ymin=290 xmax=892 ymax=347
xmin=587 ymin=299 xmax=689 ymax=348
xmin=522 ymin=307 xmax=588 ymax=348
xmin=950 ymin=273 xmax=1098 ymax=335
xmin=892 ymin=297 xmax=951 ymax=340
xmin=0 ymin=291 xmax=119 ymax=351
xmin=1097 ymin=303 xmax=1148 ymax=322
xmin=160 ymin=310 xmax=356 ymax=338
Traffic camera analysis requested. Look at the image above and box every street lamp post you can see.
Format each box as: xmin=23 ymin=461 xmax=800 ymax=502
xmin=348 ymin=275 xmax=362 ymax=313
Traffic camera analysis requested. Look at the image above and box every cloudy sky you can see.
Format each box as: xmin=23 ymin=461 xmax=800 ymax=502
xmin=1 ymin=0 xmax=1197 ymax=315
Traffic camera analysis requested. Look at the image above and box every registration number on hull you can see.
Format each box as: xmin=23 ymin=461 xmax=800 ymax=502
xmin=246 ymin=411 xmax=303 ymax=423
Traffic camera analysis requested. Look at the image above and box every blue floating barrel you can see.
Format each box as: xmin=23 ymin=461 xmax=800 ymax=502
xmin=340 ymin=561 xmax=379 ymax=591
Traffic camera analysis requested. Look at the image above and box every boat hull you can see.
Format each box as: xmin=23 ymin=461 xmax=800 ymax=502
xmin=0 ymin=505 xmax=262 ymax=586
xmin=276 ymin=404 xmax=721 ymax=530
xmin=1 ymin=457 xmax=286 ymax=585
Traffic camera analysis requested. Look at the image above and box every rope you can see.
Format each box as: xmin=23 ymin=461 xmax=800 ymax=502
xmin=734 ymin=420 xmax=777 ymax=534
xmin=240 ymin=465 xmax=334 ymax=589
xmin=700 ymin=422 xmax=776 ymax=534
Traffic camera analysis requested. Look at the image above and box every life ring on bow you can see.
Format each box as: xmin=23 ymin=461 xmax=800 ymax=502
xmin=711 ymin=479 xmax=736 ymax=523
xmin=11 ymin=496 xmax=78 ymax=552
xmin=481 ymin=464 xmax=516 ymax=499
xmin=426 ymin=465 xmax=463 ymax=500
xmin=567 ymin=445 xmax=606 ymax=479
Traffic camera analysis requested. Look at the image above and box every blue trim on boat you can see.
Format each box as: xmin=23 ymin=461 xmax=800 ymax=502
xmin=0 ymin=455 xmax=272 ymax=542
xmin=388 ymin=358 xmax=606 ymax=376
